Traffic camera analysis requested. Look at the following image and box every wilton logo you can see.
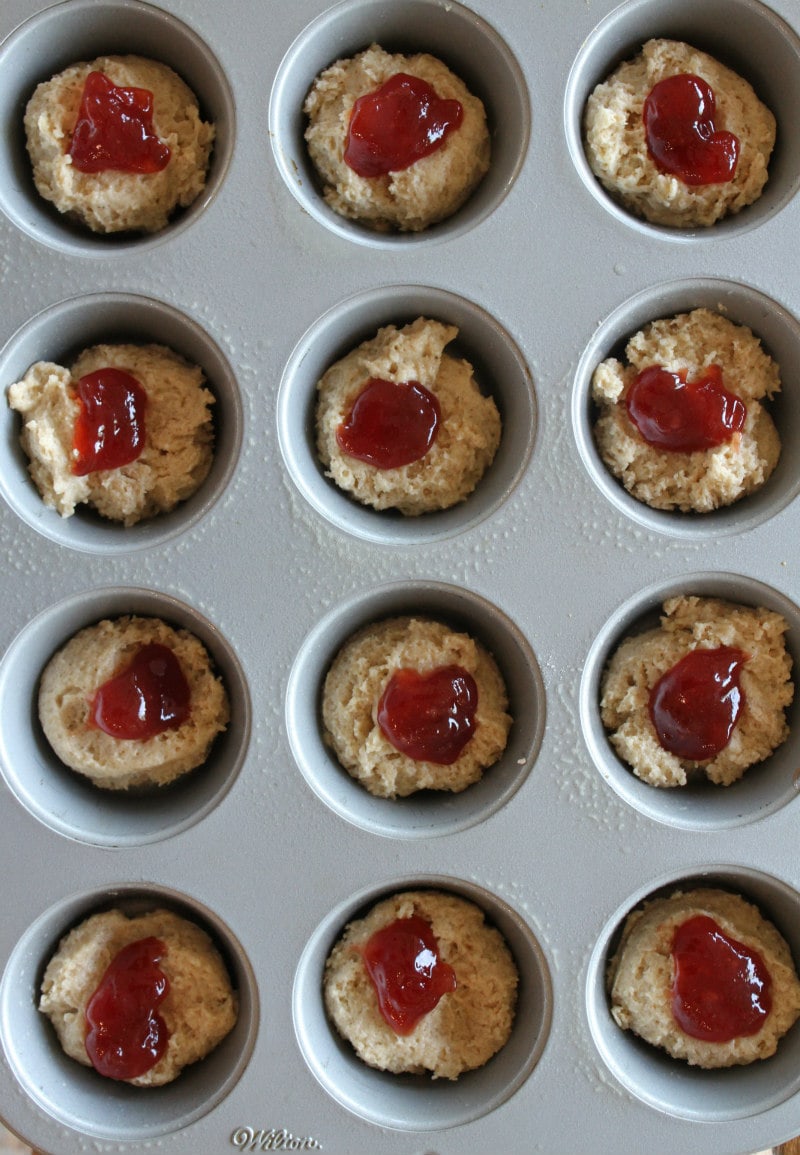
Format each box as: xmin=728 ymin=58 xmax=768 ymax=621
xmin=231 ymin=1127 xmax=322 ymax=1151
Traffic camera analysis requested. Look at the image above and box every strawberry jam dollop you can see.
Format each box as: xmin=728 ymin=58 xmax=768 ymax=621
xmin=360 ymin=915 xmax=457 ymax=1034
xmin=377 ymin=665 xmax=478 ymax=764
xmin=69 ymin=70 xmax=171 ymax=174
xmin=649 ymin=645 xmax=748 ymax=761
xmin=626 ymin=364 xmax=746 ymax=453
xmin=89 ymin=643 xmax=191 ymax=740
xmin=85 ymin=936 xmax=170 ymax=1079
xmin=344 ymin=72 xmax=464 ymax=177
xmin=671 ymin=914 xmax=771 ymax=1041
xmin=643 ymin=73 xmax=739 ymax=186
xmin=336 ymin=377 xmax=441 ymax=469
xmin=72 ymin=368 xmax=147 ymax=476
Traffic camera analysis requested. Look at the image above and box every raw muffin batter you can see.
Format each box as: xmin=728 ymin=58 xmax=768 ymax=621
xmin=584 ymin=40 xmax=775 ymax=228
xmin=25 ymin=54 xmax=214 ymax=233
xmin=608 ymin=887 xmax=800 ymax=1067
xmin=304 ymin=44 xmax=490 ymax=231
xmin=324 ymin=889 xmax=518 ymax=1078
xmin=39 ymin=615 xmax=230 ymax=790
xmin=322 ymin=615 xmax=511 ymax=798
xmin=39 ymin=907 xmax=238 ymax=1085
xmin=8 ymin=343 xmax=215 ymax=525
xmin=592 ymin=308 xmax=781 ymax=512
xmin=316 ymin=317 xmax=501 ymax=514
xmin=600 ymin=595 xmax=792 ymax=788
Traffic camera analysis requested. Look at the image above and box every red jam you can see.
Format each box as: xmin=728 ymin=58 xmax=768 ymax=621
xmin=671 ymin=915 xmax=771 ymax=1041
xmin=336 ymin=377 xmax=441 ymax=469
xmin=85 ymin=937 xmax=170 ymax=1079
xmin=377 ymin=665 xmax=478 ymax=764
xmin=68 ymin=70 xmax=171 ymax=174
xmin=649 ymin=645 xmax=748 ymax=761
xmin=626 ymin=364 xmax=746 ymax=453
xmin=344 ymin=72 xmax=464 ymax=177
xmin=643 ymin=73 xmax=739 ymax=186
xmin=89 ymin=643 xmax=191 ymax=741
xmin=360 ymin=915 xmax=457 ymax=1034
xmin=72 ymin=368 xmax=147 ymax=476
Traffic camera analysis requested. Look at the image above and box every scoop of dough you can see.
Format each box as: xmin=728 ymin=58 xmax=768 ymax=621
xmin=600 ymin=595 xmax=792 ymax=787
xmin=8 ymin=343 xmax=215 ymax=525
xmin=25 ymin=54 xmax=215 ymax=234
xmin=39 ymin=907 xmax=238 ymax=1086
xmin=304 ymin=44 xmax=490 ymax=232
xmin=316 ymin=317 xmax=501 ymax=514
xmin=322 ymin=615 xmax=511 ymax=797
xmin=38 ymin=615 xmax=230 ymax=790
xmin=584 ymin=39 xmax=775 ymax=227
xmin=324 ymin=890 xmax=518 ymax=1078
xmin=608 ymin=888 xmax=800 ymax=1067
xmin=592 ymin=309 xmax=780 ymax=512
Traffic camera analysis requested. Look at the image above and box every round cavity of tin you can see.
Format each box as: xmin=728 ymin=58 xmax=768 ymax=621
xmin=0 ymin=586 xmax=250 ymax=847
xmin=572 ymin=278 xmax=800 ymax=538
xmin=564 ymin=0 xmax=800 ymax=240
xmin=286 ymin=580 xmax=544 ymax=838
xmin=269 ymin=0 xmax=529 ymax=247
xmin=278 ymin=285 xmax=535 ymax=544
xmin=293 ymin=874 xmax=551 ymax=1129
xmin=580 ymin=571 xmax=800 ymax=830
xmin=0 ymin=292 xmax=242 ymax=553
xmin=0 ymin=883 xmax=257 ymax=1142
xmin=587 ymin=866 xmax=800 ymax=1120
xmin=0 ymin=0 xmax=234 ymax=253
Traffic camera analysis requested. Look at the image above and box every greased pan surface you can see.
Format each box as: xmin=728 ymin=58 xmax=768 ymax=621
xmin=1 ymin=0 xmax=800 ymax=1151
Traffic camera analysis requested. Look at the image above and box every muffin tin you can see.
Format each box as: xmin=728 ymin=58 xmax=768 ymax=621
xmin=1 ymin=0 xmax=800 ymax=1151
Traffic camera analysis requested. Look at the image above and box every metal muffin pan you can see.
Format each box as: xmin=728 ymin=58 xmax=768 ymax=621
xmin=1 ymin=0 xmax=800 ymax=1151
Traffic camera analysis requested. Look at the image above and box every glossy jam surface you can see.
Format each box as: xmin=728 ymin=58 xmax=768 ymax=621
xmin=89 ymin=643 xmax=191 ymax=741
xmin=69 ymin=70 xmax=170 ymax=174
xmin=344 ymin=72 xmax=464 ymax=178
xmin=649 ymin=645 xmax=748 ymax=761
xmin=643 ymin=73 xmax=739 ymax=186
xmin=377 ymin=665 xmax=478 ymax=764
xmin=85 ymin=937 xmax=170 ymax=1079
xmin=626 ymin=364 xmax=746 ymax=453
xmin=72 ymin=368 xmax=147 ymax=476
xmin=336 ymin=377 xmax=441 ymax=469
xmin=671 ymin=914 xmax=771 ymax=1041
xmin=360 ymin=915 xmax=457 ymax=1034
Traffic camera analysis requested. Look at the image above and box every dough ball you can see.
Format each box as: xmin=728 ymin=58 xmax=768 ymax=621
xmin=39 ymin=907 xmax=238 ymax=1086
xmin=25 ymin=55 xmax=214 ymax=234
xmin=304 ymin=44 xmax=490 ymax=232
xmin=324 ymin=890 xmax=518 ymax=1078
xmin=608 ymin=888 xmax=800 ymax=1067
xmin=592 ymin=309 xmax=780 ymax=512
xmin=584 ymin=40 xmax=775 ymax=227
xmin=600 ymin=595 xmax=792 ymax=788
xmin=322 ymin=615 xmax=511 ymax=798
xmin=8 ymin=343 xmax=215 ymax=526
xmin=38 ymin=615 xmax=230 ymax=790
xmin=316 ymin=317 xmax=501 ymax=515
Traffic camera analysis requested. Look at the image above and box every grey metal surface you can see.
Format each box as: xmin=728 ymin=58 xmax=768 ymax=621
xmin=1 ymin=0 xmax=800 ymax=1152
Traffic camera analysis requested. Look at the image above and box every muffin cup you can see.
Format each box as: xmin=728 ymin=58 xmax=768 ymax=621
xmin=0 ymin=0 xmax=235 ymax=253
xmin=564 ymin=0 xmax=800 ymax=239
xmin=286 ymin=580 xmax=544 ymax=837
xmin=0 ymin=292 xmax=243 ymax=552
xmin=278 ymin=284 xmax=535 ymax=544
xmin=0 ymin=586 xmax=251 ymax=847
xmin=587 ymin=866 xmax=800 ymax=1120
xmin=579 ymin=570 xmax=800 ymax=830
xmin=269 ymin=0 xmax=529 ymax=246
xmin=293 ymin=874 xmax=552 ymax=1129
